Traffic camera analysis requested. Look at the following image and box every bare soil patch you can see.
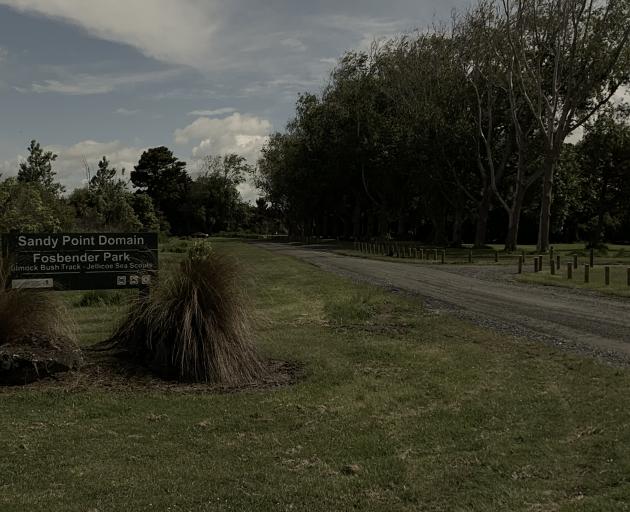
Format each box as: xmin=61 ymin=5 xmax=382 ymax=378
xmin=0 ymin=347 xmax=305 ymax=393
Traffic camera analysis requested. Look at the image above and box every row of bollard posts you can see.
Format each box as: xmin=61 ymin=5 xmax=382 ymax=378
xmin=355 ymin=242 xmax=448 ymax=263
xmin=353 ymin=242 xmax=455 ymax=264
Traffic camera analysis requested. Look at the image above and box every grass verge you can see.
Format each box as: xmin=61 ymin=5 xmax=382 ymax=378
xmin=519 ymin=266 xmax=630 ymax=298
xmin=1 ymin=240 xmax=630 ymax=510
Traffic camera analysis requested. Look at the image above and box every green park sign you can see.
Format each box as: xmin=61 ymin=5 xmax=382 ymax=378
xmin=1 ymin=233 xmax=158 ymax=290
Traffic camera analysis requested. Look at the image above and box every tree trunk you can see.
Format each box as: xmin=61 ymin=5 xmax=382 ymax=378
xmin=474 ymin=188 xmax=492 ymax=248
xmin=352 ymin=197 xmax=361 ymax=240
xmin=377 ymin=209 xmax=389 ymax=238
xmin=505 ymin=185 xmax=526 ymax=252
xmin=451 ymin=207 xmax=464 ymax=247
xmin=537 ymin=156 xmax=555 ymax=253
xmin=397 ymin=214 xmax=406 ymax=239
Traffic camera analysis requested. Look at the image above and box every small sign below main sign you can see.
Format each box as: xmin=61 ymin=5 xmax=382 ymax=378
xmin=2 ymin=232 xmax=158 ymax=291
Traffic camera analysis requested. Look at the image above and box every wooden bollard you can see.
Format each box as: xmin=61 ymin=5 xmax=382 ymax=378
xmin=567 ymin=262 xmax=573 ymax=280
xmin=521 ymin=250 xmax=526 ymax=263
xmin=534 ymin=258 xmax=539 ymax=272
xmin=441 ymin=250 xmax=445 ymax=264
xmin=556 ymin=255 xmax=561 ymax=269
xmin=550 ymin=259 xmax=555 ymax=275
xmin=584 ymin=264 xmax=590 ymax=283
xmin=518 ymin=255 xmax=523 ymax=274
xmin=550 ymin=246 xmax=554 ymax=261
xmin=494 ymin=251 xmax=499 ymax=263
xmin=573 ymin=254 xmax=578 ymax=269
xmin=420 ymin=249 xmax=424 ymax=260
xmin=605 ymin=266 xmax=610 ymax=286
xmin=590 ymin=248 xmax=594 ymax=268
xmin=468 ymin=249 xmax=472 ymax=263
xmin=627 ymin=268 xmax=630 ymax=287
xmin=434 ymin=249 xmax=438 ymax=261
xmin=538 ymin=255 xmax=543 ymax=271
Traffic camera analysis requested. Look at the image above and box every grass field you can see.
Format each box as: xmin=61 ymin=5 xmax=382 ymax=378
xmin=519 ymin=264 xmax=630 ymax=298
xmin=2 ymin=239 xmax=630 ymax=510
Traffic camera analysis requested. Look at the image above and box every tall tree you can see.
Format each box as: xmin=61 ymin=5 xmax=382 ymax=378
xmin=191 ymin=154 xmax=249 ymax=234
xmin=502 ymin=0 xmax=630 ymax=251
xmin=131 ymin=146 xmax=190 ymax=232
xmin=69 ymin=156 xmax=143 ymax=231
xmin=577 ymin=108 xmax=630 ymax=244
xmin=17 ymin=140 xmax=63 ymax=195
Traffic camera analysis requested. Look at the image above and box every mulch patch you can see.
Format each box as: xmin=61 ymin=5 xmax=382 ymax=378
xmin=0 ymin=347 xmax=306 ymax=394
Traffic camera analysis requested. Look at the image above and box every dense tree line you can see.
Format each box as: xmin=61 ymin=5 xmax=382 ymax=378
xmin=256 ymin=0 xmax=630 ymax=250
xmin=0 ymin=141 xmax=279 ymax=236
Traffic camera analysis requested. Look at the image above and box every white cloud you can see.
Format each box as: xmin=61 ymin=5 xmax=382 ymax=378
xmin=0 ymin=47 xmax=8 ymax=62
xmin=18 ymin=68 xmax=181 ymax=95
xmin=50 ymin=140 xmax=144 ymax=188
xmin=1 ymin=140 xmax=145 ymax=191
xmin=114 ymin=107 xmax=139 ymax=116
xmin=0 ymin=0 xmax=218 ymax=70
xmin=280 ymin=38 xmax=307 ymax=52
xmin=187 ymin=107 xmax=236 ymax=117
xmin=174 ymin=112 xmax=272 ymax=203
xmin=174 ymin=112 xmax=271 ymax=165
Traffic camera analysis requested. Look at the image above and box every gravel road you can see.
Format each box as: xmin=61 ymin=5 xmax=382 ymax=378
xmin=256 ymin=242 xmax=630 ymax=364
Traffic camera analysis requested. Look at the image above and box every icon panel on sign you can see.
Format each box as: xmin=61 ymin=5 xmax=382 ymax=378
xmin=129 ymin=275 xmax=139 ymax=285
xmin=117 ymin=275 xmax=127 ymax=286
xmin=141 ymin=275 xmax=151 ymax=285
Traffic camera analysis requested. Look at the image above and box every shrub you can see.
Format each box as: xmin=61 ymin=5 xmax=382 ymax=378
xmin=110 ymin=249 xmax=265 ymax=384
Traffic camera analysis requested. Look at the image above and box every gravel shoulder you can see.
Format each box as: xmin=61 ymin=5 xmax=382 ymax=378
xmin=255 ymin=242 xmax=630 ymax=365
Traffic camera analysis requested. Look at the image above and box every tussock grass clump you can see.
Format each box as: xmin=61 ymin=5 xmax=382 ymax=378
xmin=0 ymin=258 xmax=76 ymax=344
xmin=111 ymin=244 xmax=265 ymax=384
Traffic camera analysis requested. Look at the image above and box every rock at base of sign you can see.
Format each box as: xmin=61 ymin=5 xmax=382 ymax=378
xmin=0 ymin=334 xmax=83 ymax=386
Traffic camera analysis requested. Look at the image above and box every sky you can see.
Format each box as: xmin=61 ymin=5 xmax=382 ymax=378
xmin=0 ymin=0 xmax=470 ymax=200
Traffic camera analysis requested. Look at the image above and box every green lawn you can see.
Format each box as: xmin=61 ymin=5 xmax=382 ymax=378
xmin=2 ymin=239 xmax=630 ymax=510
xmin=519 ymin=264 xmax=630 ymax=298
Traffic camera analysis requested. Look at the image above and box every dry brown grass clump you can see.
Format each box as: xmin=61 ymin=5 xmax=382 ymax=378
xmin=0 ymin=258 xmax=77 ymax=344
xmin=0 ymin=257 xmax=82 ymax=385
xmin=110 ymin=245 xmax=266 ymax=384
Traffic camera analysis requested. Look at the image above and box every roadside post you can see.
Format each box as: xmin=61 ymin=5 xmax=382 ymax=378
xmin=590 ymin=248 xmax=594 ymax=268
xmin=567 ymin=262 xmax=573 ymax=280
xmin=573 ymin=254 xmax=578 ymax=269
xmin=605 ymin=266 xmax=610 ymax=286
xmin=517 ymin=256 xmax=523 ymax=274
xmin=584 ymin=264 xmax=590 ymax=283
